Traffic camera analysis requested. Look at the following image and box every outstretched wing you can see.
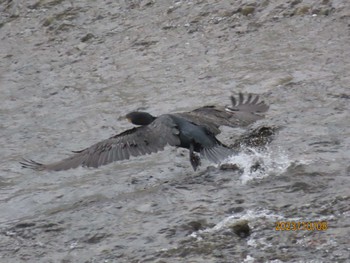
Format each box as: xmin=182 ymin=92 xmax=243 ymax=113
xmin=177 ymin=93 xmax=269 ymax=134
xmin=20 ymin=115 xmax=180 ymax=171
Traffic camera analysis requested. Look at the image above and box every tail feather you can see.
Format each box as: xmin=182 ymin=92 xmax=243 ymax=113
xmin=201 ymin=145 xmax=235 ymax=164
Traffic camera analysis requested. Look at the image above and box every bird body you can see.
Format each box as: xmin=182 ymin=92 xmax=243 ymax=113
xmin=170 ymin=114 xmax=214 ymax=149
xmin=21 ymin=93 xmax=269 ymax=171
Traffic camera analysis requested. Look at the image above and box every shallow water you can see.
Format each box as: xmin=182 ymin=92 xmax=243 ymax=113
xmin=1 ymin=0 xmax=350 ymax=262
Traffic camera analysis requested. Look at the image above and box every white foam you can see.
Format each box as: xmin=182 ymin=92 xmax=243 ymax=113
xmin=190 ymin=207 xmax=334 ymax=240
xmin=224 ymin=146 xmax=291 ymax=184
xmin=190 ymin=208 xmax=284 ymax=239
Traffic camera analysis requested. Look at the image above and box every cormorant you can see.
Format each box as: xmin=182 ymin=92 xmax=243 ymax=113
xmin=20 ymin=93 xmax=269 ymax=171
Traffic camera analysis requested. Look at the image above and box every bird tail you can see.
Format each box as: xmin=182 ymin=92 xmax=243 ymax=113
xmin=200 ymin=144 xmax=235 ymax=164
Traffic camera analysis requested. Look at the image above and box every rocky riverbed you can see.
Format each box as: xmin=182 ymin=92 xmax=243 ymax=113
xmin=1 ymin=0 xmax=349 ymax=262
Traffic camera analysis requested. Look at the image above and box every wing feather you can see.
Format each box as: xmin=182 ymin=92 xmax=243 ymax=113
xmin=246 ymin=93 xmax=252 ymax=103
xmin=21 ymin=115 xmax=180 ymax=171
xmin=177 ymin=93 xmax=269 ymax=134
xmin=239 ymin=93 xmax=244 ymax=104
xmin=200 ymin=145 xmax=234 ymax=164
xmin=251 ymin=95 xmax=259 ymax=105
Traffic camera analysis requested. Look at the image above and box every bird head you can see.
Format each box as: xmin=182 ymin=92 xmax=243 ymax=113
xmin=125 ymin=111 xmax=156 ymax=126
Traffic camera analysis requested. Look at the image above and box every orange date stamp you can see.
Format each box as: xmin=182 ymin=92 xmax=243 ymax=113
xmin=275 ymin=221 xmax=328 ymax=231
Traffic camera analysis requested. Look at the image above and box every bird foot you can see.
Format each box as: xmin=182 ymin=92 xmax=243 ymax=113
xmin=190 ymin=153 xmax=201 ymax=171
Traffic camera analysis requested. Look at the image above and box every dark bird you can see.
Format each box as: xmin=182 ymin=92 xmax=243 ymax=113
xmin=20 ymin=93 xmax=269 ymax=171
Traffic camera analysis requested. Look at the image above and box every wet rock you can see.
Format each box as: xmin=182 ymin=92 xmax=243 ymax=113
xmin=15 ymin=222 xmax=36 ymax=228
xmin=212 ymin=249 xmax=224 ymax=258
xmin=219 ymin=163 xmax=240 ymax=171
xmin=240 ymin=6 xmax=256 ymax=16
xmin=230 ymin=125 xmax=280 ymax=150
xmin=141 ymin=0 xmax=155 ymax=8
xmin=290 ymin=0 xmax=302 ymax=8
xmin=30 ymin=0 xmax=65 ymax=9
xmin=288 ymin=181 xmax=311 ymax=192
xmin=132 ymin=40 xmax=158 ymax=51
xmin=132 ymin=40 xmax=158 ymax=47
xmin=162 ymin=24 xmax=177 ymax=30
xmin=54 ymin=23 xmax=75 ymax=33
xmin=34 ymin=222 xmax=66 ymax=233
xmin=75 ymin=43 xmax=87 ymax=51
xmin=261 ymin=74 xmax=293 ymax=88
xmin=135 ymin=202 xmax=157 ymax=213
xmin=41 ymin=7 xmax=80 ymax=33
xmin=218 ymin=9 xmax=236 ymax=18
xmin=188 ymin=221 xmax=204 ymax=231
xmin=235 ymin=199 xmax=245 ymax=204
xmin=229 ymin=220 xmax=251 ymax=238
xmin=250 ymin=161 xmax=265 ymax=173
xmin=339 ymin=9 xmax=350 ymax=19
xmin=225 ymin=206 xmax=244 ymax=214
xmin=322 ymin=8 xmax=332 ymax=16
xmin=296 ymin=5 xmax=311 ymax=15
xmin=166 ymin=5 xmax=180 ymax=14
xmin=42 ymin=17 xmax=54 ymax=27
xmin=180 ymin=219 xmax=213 ymax=234
xmin=83 ymin=233 xmax=110 ymax=244
xmin=187 ymin=25 xmax=199 ymax=34
xmin=80 ymin=33 xmax=95 ymax=43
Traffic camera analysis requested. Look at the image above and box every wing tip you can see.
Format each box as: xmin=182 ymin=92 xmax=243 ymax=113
xmin=20 ymin=158 xmax=45 ymax=171
xmin=226 ymin=93 xmax=269 ymax=113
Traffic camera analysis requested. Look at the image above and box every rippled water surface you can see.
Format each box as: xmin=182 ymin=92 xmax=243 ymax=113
xmin=1 ymin=0 xmax=349 ymax=262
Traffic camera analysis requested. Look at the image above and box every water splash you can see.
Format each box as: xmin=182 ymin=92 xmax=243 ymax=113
xmin=189 ymin=208 xmax=284 ymax=240
xmin=225 ymin=146 xmax=291 ymax=184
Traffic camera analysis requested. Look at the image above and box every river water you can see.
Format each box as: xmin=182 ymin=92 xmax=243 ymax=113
xmin=1 ymin=0 xmax=349 ymax=262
